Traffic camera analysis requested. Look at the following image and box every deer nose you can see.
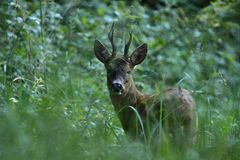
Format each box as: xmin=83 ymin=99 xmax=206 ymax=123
xmin=112 ymin=82 xmax=123 ymax=93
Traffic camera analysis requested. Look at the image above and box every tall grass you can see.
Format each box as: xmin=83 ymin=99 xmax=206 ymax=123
xmin=1 ymin=60 xmax=239 ymax=159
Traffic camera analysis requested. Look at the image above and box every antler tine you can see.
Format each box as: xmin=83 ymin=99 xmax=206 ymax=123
xmin=124 ymin=32 xmax=132 ymax=58
xmin=108 ymin=23 xmax=116 ymax=57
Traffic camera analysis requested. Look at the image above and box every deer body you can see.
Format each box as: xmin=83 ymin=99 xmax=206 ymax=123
xmin=94 ymin=24 xmax=197 ymax=145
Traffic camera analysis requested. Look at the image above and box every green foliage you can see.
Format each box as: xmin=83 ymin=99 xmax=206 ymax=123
xmin=0 ymin=0 xmax=240 ymax=159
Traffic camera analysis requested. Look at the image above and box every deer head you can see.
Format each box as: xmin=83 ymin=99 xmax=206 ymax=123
xmin=94 ymin=23 xmax=148 ymax=96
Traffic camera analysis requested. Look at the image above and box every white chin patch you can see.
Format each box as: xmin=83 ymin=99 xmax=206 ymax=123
xmin=117 ymin=91 xmax=122 ymax=95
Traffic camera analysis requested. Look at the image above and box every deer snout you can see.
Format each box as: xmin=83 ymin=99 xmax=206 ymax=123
xmin=112 ymin=80 xmax=124 ymax=95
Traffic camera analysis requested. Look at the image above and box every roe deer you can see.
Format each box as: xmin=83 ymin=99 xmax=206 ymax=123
xmin=94 ymin=23 xmax=198 ymax=146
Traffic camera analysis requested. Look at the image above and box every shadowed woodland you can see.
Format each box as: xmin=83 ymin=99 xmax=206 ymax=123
xmin=0 ymin=0 xmax=240 ymax=159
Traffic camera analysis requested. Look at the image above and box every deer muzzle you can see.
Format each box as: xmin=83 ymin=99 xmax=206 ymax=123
xmin=112 ymin=79 xmax=125 ymax=95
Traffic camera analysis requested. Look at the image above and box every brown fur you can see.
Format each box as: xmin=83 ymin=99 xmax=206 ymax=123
xmin=94 ymin=25 xmax=198 ymax=146
xmin=109 ymin=76 xmax=197 ymax=145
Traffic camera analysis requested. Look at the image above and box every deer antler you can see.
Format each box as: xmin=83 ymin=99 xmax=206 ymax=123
xmin=124 ymin=33 xmax=132 ymax=58
xmin=108 ymin=23 xmax=116 ymax=57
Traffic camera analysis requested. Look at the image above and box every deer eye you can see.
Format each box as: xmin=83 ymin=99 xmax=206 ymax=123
xmin=126 ymin=71 xmax=131 ymax=74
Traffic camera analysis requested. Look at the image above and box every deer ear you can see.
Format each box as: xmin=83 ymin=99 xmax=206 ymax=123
xmin=130 ymin=43 xmax=147 ymax=66
xmin=94 ymin=40 xmax=111 ymax=63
